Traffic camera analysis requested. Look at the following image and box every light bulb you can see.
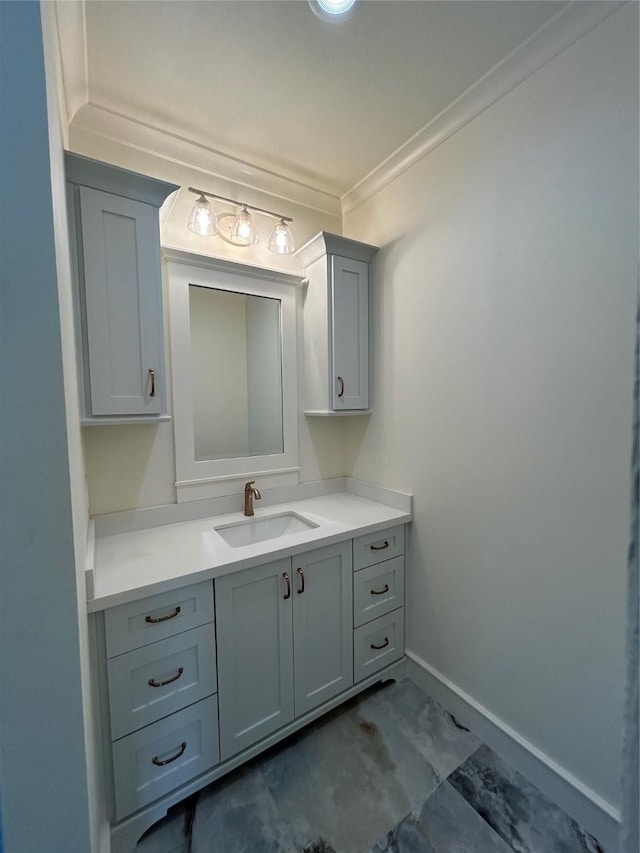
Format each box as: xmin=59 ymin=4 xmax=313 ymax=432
xmin=268 ymin=219 xmax=294 ymax=254
xmin=187 ymin=195 xmax=218 ymax=236
xmin=230 ymin=206 xmax=259 ymax=246
xmin=317 ymin=0 xmax=356 ymax=13
xmin=309 ymin=0 xmax=356 ymax=18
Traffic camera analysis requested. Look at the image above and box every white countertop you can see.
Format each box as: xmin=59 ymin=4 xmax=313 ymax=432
xmin=88 ymin=490 xmax=411 ymax=612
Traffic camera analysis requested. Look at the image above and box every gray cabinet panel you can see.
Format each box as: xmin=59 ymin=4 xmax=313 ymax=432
xmin=331 ymin=255 xmax=369 ymax=410
xmin=216 ymin=559 xmax=294 ymax=760
xmin=293 ymin=541 xmax=353 ymax=716
xmin=80 ymin=187 xmax=162 ymax=415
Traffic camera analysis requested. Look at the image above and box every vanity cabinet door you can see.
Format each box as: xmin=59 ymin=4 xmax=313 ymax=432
xmin=216 ymin=559 xmax=294 ymax=761
xmin=293 ymin=541 xmax=353 ymax=716
xmin=331 ymin=255 xmax=369 ymax=411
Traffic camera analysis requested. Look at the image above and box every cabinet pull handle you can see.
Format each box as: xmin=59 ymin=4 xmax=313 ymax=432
xmin=148 ymin=667 xmax=184 ymax=688
xmin=145 ymin=606 xmax=181 ymax=624
xmin=370 ymin=637 xmax=389 ymax=650
xmin=152 ymin=741 xmax=187 ymax=767
xmin=149 ymin=368 xmax=156 ymax=398
xmin=370 ymin=540 xmax=389 ymax=551
xmin=283 ymin=572 xmax=291 ymax=600
xmin=337 ymin=376 xmax=345 ymax=398
xmin=370 ymin=584 xmax=389 ymax=596
xmin=297 ymin=567 xmax=305 ymax=594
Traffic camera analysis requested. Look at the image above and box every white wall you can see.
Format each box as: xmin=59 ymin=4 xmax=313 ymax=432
xmin=0 ymin=3 xmax=94 ymax=850
xmin=70 ymin=135 xmax=346 ymax=514
xmin=344 ymin=2 xmax=637 ymax=815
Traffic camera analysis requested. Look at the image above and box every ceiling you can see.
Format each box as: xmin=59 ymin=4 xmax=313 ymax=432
xmin=76 ymin=0 xmax=567 ymax=202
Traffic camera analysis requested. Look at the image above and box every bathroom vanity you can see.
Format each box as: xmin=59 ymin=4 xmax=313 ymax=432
xmin=88 ymin=483 xmax=411 ymax=852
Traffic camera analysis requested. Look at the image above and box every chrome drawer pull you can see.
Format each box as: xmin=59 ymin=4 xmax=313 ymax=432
xmin=283 ymin=572 xmax=291 ymax=600
xmin=370 ymin=637 xmax=389 ymax=650
xmin=148 ymin=667 xmax=184 ymax=688
xmin=297 ymin=567 xmax=305 ymax=594
xmin=145 ymin=606 xmax=181 ymax=624
xmin=370 ymin=541 xmax=389 ymax=551
xmin=152 ymin=741 xmax=187 ymax=767
xmin=370 ymin=584 xmax=389 ymax=596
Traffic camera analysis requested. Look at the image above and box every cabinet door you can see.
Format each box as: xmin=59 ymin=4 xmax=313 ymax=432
xmin=331 ymin=255 xmax=369 ymax=410
xmin=293 ymin=542 xmax=353 ymax=716
xmin=79 ymin=187 xmax=162 ymax=415
xmin=216 ymin=559 xmax=294 ymax=760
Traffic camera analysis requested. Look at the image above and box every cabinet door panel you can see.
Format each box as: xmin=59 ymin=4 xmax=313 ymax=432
xmin=216 ymin=559 xmax=294 ymax=760
xmin=80 ymin=187 xmax=162 ymax=415
xmin=293 ymin=542 xmax=353 ymax=716
xmin=331 ymin=255 xmax=369 ymax=410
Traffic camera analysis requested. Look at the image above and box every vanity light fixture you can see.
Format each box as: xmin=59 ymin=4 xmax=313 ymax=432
xmin=186 ymin=187 xmax=295 ymax=254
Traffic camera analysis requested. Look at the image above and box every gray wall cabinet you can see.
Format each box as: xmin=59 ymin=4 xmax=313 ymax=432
xmin=65 ymin=153 xmax=178 ymax=423
xmin=295 ymin=232 xmax=378 ymax=415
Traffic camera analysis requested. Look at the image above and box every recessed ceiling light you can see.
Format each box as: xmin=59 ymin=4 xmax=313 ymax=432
xmin=309 ymin=0 xmax=357 ymax=21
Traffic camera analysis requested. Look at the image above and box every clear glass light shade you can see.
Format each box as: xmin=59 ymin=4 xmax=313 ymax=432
xmin=268 ymin=219 xmax=295 ymax=254
xmin=187 ymin=195 xmax=218 ymax=236
xmin=230 ymin=206 xmax=259 ymax=246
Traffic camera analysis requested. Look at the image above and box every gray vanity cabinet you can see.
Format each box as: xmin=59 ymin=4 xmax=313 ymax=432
xmin=295 ymin=232 xmax=378 ymax=415
xmin=65 ymin=153 xmax=178 ymax=423
xmin=216 ymin=541 xmax=353 ymax=760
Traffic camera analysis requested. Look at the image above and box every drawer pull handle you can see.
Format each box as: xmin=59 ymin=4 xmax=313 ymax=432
xmin=145 ymin=606 xmax=181 ymax=624
xmin=152 ymin=741 xmax=187 ymax=767
xmin=337 ymin=376 xmax=345 ymax=398
xmin=149 ymin=368 xmax=156 ymax=398
xmin=297 ymin=567 xmax=305 ymax=594
xmin=370 ymin=584 xmax=389 ymax=596
xmin=148 ymin=667 xmax=184 ymax=688
xmin=370 ymin=540 xmax=389 ymax=551
xmin=283 ymin=572 xmax=291 ymax=600
xmin=371 ymin=637 xmax=389 ymax=650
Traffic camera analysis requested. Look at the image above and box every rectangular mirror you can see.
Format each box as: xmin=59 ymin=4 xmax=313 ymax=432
xmin=166 ymin=249 xmax=302 ymax=502
xmin=189 ymin=286 xmax=283 ymax=461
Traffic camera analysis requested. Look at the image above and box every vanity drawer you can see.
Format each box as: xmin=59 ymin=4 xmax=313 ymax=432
xmin=353 ymin=525 xmax=404 ymax=571
xmin=353 ymin=556 xmax=404 ymax=628
xmin=107 ymin=623 xmax=217 ymax=740
xmin=112 ymin=695 xmax=219 ymax=820
xmin=105 ymin=581 xmax=215 ymax=657
xmin=354 ymin=609 xmax=404 ymax=683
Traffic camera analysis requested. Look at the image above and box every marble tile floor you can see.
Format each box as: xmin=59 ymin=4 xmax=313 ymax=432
xmin=136 ymin=678 xmax=606 ymax=853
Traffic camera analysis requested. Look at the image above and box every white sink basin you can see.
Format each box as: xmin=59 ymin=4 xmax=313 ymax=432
xmin=214 ymin=512 xmax=318 ymax=548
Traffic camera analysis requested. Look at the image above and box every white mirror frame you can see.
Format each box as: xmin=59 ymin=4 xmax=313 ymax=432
xmin=165 ymin=248 xmax=303 ymax=502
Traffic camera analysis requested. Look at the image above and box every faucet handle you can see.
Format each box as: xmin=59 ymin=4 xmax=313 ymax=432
xmin=244 ymin=480 xmax=255 ymax=491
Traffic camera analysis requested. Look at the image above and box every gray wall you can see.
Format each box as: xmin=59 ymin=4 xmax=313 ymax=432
xmin=0 ymin=3 xmax=92 ymax=851
xmin=344 ymin=2 xmax=638 ymax=816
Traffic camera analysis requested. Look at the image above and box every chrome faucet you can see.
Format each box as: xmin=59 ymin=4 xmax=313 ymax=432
xmin=243 ymin=481 xmax=261 ymax=517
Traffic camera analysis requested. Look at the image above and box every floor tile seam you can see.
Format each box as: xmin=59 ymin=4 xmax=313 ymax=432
xmin=442 ymin=760 xmax=521 ymax=853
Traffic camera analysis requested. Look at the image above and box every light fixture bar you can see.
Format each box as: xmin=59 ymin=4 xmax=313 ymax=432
xmin=187 ymin=187 xmax=293 ymax=223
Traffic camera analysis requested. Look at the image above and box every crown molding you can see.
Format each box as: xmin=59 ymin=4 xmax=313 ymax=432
xmin=341 ymin=1 xmax=627 ymax=216
xmin=70 ymin=103 xmax=343 ymax=218
xmin=51 ymin=0 xmax=89 ymax=129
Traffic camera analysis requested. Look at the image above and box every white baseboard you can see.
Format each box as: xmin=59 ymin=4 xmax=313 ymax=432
xmin=405 ymin=649 xmax=620 ymax=853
